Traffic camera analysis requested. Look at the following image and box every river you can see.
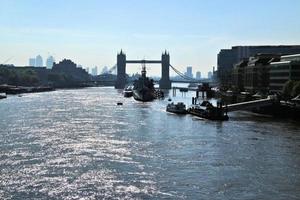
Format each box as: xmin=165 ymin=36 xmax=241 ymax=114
xmin=0 ymin=87 xmax=299 ymax=199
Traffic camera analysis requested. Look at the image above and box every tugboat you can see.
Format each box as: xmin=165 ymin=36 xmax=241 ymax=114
xmin=166 ymin=102 xmax=187 ymax=114
xmin=188 ymin=100 xmax=229 ymax=120
xmin=123 ymin=85 xmax=133 ymax=97
xmin=132 ymin=62 xmax=155 ymax=102
xmin=154 ymin=89 xmax=164 ymax=99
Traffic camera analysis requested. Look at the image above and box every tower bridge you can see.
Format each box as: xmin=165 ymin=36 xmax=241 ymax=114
xmin=115 ymin=50 xmax=206 ymax=89
xmin=115 ymin=50 xmax=172 ymax=89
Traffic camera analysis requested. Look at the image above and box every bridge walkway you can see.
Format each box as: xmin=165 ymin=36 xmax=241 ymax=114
xmin=224 ymin=97 xmax=275 ymax=112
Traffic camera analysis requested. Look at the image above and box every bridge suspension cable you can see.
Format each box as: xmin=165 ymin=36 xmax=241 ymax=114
xmin=169 ymin=64 xmax=200 ymax=82
xmin=107 ymin=64 xmax=117 ymax=74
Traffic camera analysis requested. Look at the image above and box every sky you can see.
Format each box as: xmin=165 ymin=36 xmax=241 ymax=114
xmin=0 ymin=0 xmax=300 ymax=77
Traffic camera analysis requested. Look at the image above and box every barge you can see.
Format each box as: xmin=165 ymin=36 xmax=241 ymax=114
xmin=166 ymin=102 xmax=187 ymax=114
xmin=188 ymin=101 xmax=229 ymax=120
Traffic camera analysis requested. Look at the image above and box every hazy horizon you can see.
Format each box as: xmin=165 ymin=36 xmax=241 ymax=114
xmin=1 ymin=0 xmax=300 ymax=77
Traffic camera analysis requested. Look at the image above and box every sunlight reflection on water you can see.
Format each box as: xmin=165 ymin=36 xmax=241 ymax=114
xmin=0 ymin=87 xmax=300 ymax=199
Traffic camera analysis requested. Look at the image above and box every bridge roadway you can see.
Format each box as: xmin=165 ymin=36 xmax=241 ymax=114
xmin=126 ymin=60 xmax=162 ymax=64
xmin=152 ymin=79 xmax=214 ymax=84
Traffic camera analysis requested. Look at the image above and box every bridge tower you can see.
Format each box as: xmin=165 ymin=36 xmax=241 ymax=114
xmin=115 ymin=50 xmax=127 ymax=89
xmin=159 ymin=51 xmax=171 ymax=89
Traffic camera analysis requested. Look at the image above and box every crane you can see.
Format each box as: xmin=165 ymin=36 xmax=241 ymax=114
xmin=1 ymin=56 xmax=14 ymax=65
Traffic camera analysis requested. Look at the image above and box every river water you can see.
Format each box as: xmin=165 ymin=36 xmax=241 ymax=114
xmin=0 ymin=87 xmax=299 ymax=200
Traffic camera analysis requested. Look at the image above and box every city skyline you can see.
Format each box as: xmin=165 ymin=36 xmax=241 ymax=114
xmin=1 ymin=0 xmax=300 ymax=76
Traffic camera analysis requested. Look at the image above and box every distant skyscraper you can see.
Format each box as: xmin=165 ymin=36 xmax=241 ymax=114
xmin=29 ymin=58 xmax=35 ymax=66
xmin=46 ymin=56 xmax=55 ymax=69
xmin=91 ymin=66 xmax=98 ymax=76
xmin=196 ymin=71 xmax=201 ymax=79
xmin=185 ymin=66 xmax=193 ymax=78
xmin=101 ymin=66 xmax=109 ymax=74
xmin=208 ymin=71 xmax=213 ymax=79
xmin=35 ymin=55 xmax=43 ymax=67
xmin=86 ymin=67 xmax=90 ymax=74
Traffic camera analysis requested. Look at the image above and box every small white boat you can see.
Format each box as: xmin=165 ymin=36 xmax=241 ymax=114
xmin=166 ymin=102 xmax=187 ymax=114
xmin=123 ymin=85 xmax=133 ymax=97
xmin=0 ymin=93 xmax=7 ymax=99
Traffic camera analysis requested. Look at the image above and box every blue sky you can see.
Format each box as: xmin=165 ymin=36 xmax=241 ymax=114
xmin=1 ymin=0 xmax=300 ymax=76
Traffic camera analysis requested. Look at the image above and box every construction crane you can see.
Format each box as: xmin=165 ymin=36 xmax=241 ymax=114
xmin=1 ymin=56 xmax=14 ymax=65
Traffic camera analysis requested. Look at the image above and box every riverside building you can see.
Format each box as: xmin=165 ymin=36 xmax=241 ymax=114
xmin=269 ymin=54 xmax=300 ymax=93
xmin=217 ymin=45 xmax=300 ymax=87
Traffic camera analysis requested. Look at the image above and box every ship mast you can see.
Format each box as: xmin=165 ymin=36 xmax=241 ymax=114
xmin=141 ymin=60 xmax=146 ymax=78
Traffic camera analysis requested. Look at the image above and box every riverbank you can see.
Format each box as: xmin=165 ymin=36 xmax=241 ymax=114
xmin=0 ymin=83 xmax=104 ymax=101
xmin=0 ymin=84 xmax=54 ymax=95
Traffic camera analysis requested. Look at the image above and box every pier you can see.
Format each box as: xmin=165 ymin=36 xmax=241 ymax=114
xmin=224 ymin=96 xmax=276 ymax=112
xmin=172 ymin=83 xmax=214 ymax=98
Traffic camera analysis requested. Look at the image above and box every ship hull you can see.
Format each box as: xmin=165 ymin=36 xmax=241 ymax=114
xmin=166 ymin=107 xmax=186 ymax=114
xmin=123 ymin=91 xmax=133 ymax=97
xmin=188 ymin=107 xmax=229 ymax=121
xmin=133 ymin=89 xmax=155 ymax=102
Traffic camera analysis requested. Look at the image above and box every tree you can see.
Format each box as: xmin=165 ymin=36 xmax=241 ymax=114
xmin=18 ymin=69 xmax=39 ymax=86
xmin=282 ymin=80 xmax=295 ymax=98
xmin=48 ymin=73 xmax=65 ymax=82
xmin=292 ymin=81 xmax=300 ymax=97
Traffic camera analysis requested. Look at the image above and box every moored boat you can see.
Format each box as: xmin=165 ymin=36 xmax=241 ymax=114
xmin=166 ymin=102 xmax=187 ymax=114
xmin=132 ymin=63 xmax=155 ymax=102
xmin=123 ymin=86 xmax=133 ymax=97
xmin=188 ymin=101 xmax=229 ymax=120
xmin=0 ymin=93 xmax=7 ymax=99
xmin=154 ymin=89 xmax=164 ymax=99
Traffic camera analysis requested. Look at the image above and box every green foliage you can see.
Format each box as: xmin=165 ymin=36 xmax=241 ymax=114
xmin=292 ymin=81 xmax=300 ymax=97
xmin=48 ymin=72 xmax=79 ymax=87
xmin=19 ymin=69 xmax=39 ymax=85
xmin=48 ymin=73 xmax=66 ymax=82
xmin=0 ymin=67 xmax=39 ymax=86
xmin=282 ymin=80 xmax=295 ymax=97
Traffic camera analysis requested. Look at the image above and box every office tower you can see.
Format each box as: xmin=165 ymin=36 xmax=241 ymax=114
xmin=101 ymin=66 xmax=109 ymax=74
xmin=29 ymin=58 xmax=35 ymax=66
xmin=196 ymin=71 xmax=201 ymax=79
xmin=91 ymin=66 xmax=98 ymax=76
xmin=46 ymin=56 xmax=55 ymax=69
xmin=35 ymin=55 xmax=43 ymax=67
xmin=208 ymin=71 xmax=212 ymax=79
xmin=186 ymin=66 xmax=193 ymax=78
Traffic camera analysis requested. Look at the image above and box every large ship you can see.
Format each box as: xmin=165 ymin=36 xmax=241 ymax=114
xmin=132 ymin=63 xmax=155 ymax=102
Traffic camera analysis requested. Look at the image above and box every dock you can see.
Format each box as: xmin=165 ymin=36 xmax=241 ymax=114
xmin=224 ymin=96 xmax=275 ymax=112
xmin=172 ymin=84 xmax=214 ymax=98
